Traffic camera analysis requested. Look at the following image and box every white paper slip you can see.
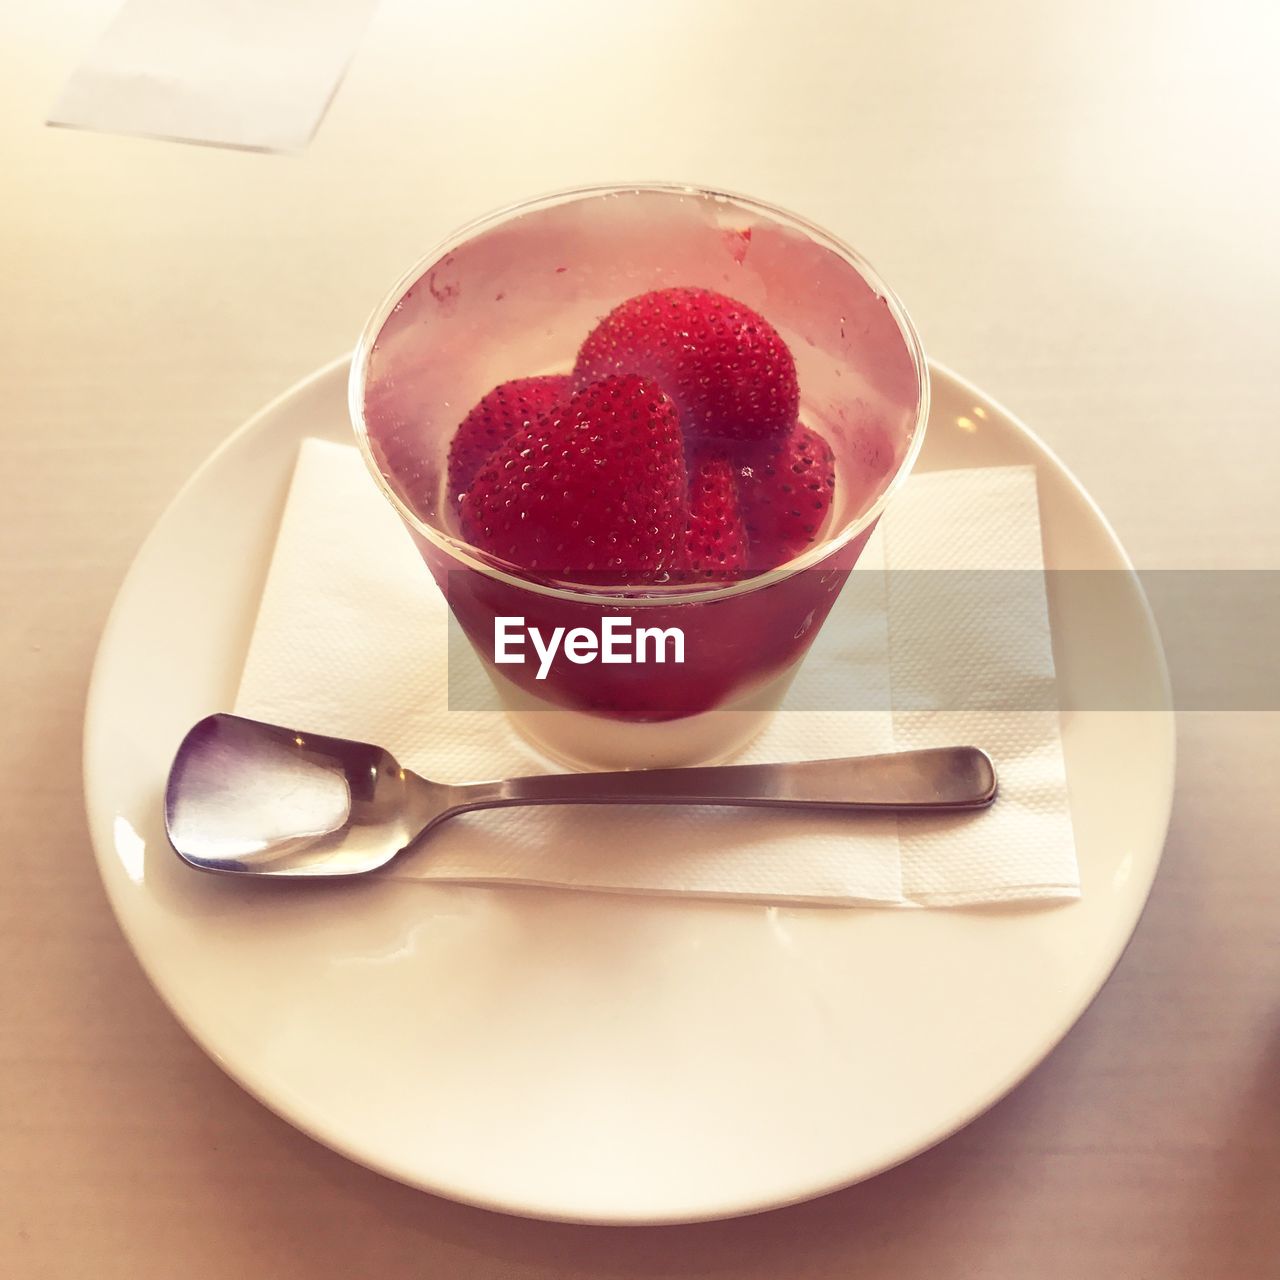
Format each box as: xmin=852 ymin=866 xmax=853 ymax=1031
xmin=49 ymin=0 xmax=380 ymax=152
xmin=235 ymin=439 xmax=1080 ymax=907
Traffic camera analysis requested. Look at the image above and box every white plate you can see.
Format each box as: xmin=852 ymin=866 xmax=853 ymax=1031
xmin=83 ymin=358 xmax=1174 ymax=1224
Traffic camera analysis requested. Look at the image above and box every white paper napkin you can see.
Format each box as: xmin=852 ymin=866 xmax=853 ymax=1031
xmin=234 ymin=439 xmax=1078 ymax=906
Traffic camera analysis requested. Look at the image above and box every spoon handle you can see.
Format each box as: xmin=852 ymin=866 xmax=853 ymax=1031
xmin=447 ymin=746 xmax=996 ymax=816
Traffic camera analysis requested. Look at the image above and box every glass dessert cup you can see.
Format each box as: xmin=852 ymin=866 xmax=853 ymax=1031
xmin=351 ymin=184 xmax=928 ymax=770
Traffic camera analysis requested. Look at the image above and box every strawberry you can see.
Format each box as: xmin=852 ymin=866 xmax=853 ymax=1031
xmin=574 ymin=287 xmax=799 ymax=443
xmin=680 ymin=454 xmax=748 ymax=579
xmin=735 ymin=424 xmax=836 ymax=567
xmin=447 ymin=375 xmax=571 ymax=506
xmin=459 ymin=375 xmax=687 ymax=583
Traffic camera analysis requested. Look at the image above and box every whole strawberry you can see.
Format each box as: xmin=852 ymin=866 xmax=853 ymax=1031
xmin=735 ymin=424 xmax=836 ymax=566
xmin=574 ymin=287 xmax=799 ymax=443
xmin=447 ymin=375 xmax=570 ymax=506
xmin=680 ymin=454 xmax=748 ymax=579
xmin=459 ymin=375 xmax=687 ymax=583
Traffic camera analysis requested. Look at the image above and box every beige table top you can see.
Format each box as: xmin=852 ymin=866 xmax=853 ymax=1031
xmin=3 ymin=1 xmax=1277 ymax=1275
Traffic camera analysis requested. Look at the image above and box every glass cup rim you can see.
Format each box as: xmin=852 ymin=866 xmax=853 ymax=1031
xmin=349 ymin=180 xmax=931 ymax=608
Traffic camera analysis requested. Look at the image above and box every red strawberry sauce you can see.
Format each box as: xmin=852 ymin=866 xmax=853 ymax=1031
xmin=428 ymin=522 xmax=876 ymax=720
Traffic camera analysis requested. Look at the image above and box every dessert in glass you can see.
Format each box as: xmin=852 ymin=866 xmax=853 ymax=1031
xmin=351 ymin=185 xmax=928 ymax=769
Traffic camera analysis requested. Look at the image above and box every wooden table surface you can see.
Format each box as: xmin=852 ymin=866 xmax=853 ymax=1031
xmin=3 ymin=1 xmax=1276 ymax=1275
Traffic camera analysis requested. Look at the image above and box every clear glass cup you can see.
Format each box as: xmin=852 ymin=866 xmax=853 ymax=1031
xmin=351 ymin=184 xmax=928 ymax=769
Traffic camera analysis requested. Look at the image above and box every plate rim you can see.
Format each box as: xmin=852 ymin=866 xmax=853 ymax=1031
xmin=81 ymin=354 xmax=1176 ymax=1224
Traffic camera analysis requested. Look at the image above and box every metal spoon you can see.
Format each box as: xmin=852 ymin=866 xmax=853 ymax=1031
xmin=164 ymin=713 xmax=998 ymax=878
